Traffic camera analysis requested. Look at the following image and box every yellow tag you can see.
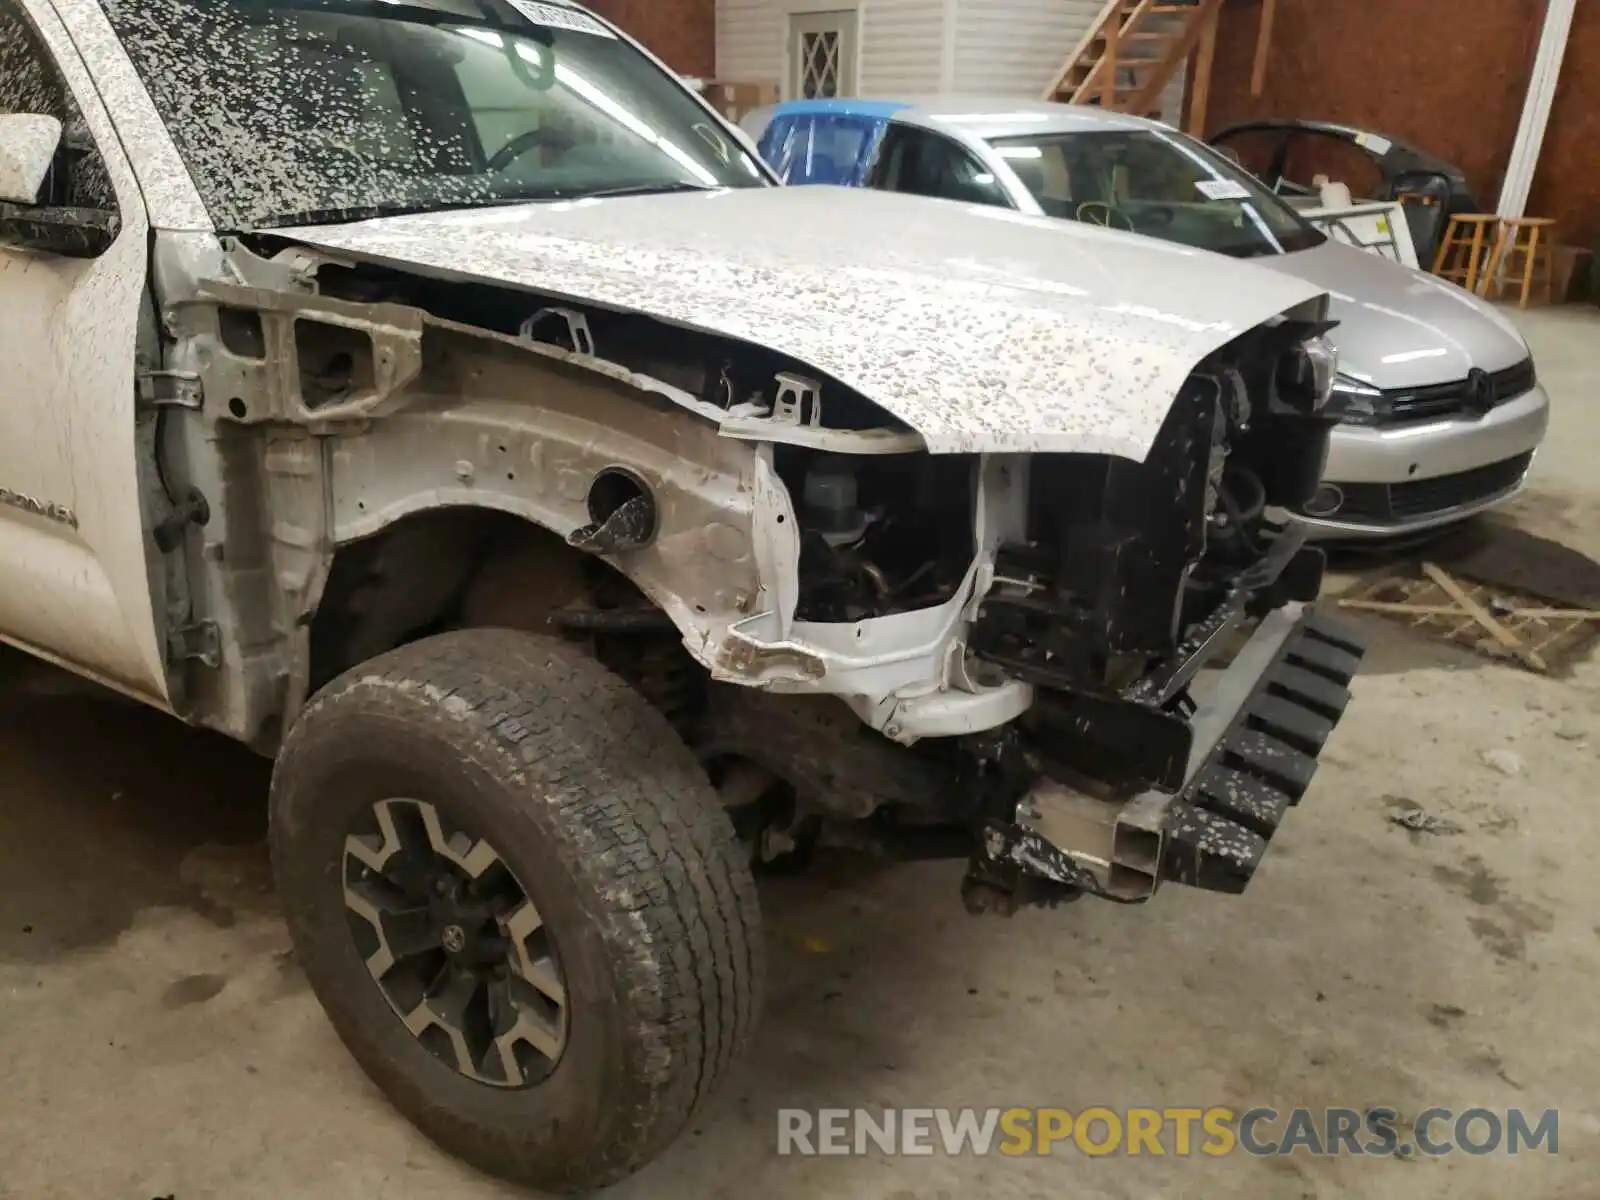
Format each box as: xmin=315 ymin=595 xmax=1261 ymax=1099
xmin=1376 ymin=218 xmax=1390 ymax=234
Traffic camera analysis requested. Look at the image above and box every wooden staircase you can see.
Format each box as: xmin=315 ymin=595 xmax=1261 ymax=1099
xmin=1042 ymin=0 xmax=1226 ymax=125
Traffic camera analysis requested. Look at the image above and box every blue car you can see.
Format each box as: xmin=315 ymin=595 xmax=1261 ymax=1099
xmin=742 ymin=98 xmax=915 ymax=188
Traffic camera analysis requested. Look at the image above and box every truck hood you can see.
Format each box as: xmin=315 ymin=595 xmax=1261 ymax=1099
xmin=1268 ymin=239 xmax=1530 ymax=389
xmin=282 ymin=186 xmax=1325 ymax=457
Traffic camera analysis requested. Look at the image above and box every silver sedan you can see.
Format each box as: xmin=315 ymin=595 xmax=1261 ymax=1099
xmin=743 ymin=97 xmax=1550 ymax=539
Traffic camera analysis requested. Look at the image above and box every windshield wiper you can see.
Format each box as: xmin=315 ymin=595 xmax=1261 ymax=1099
xmin=573 ymin=182 xmax=720 ymax=200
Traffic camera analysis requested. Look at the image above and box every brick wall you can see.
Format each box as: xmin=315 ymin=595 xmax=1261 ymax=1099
xmin=1528 ymin=1 xmax=1600 ymax=256
xmin=587 ymin=0 xmax=716 ymax=77
xmin=1202 ymin=0 xmax=1599 ymax=249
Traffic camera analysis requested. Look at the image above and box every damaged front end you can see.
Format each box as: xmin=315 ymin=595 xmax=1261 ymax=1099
xmin=706 ymin=304 xmax=1365 ymax=912
xmin=957 ymin=320 xmax=1368 ymax=910
xmin=147 ymin=223 xmax=1361 ymax=917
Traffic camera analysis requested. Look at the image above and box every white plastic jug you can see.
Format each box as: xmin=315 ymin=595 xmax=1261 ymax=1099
xmin=1318 ymin=178 xmax=1354 ymax=208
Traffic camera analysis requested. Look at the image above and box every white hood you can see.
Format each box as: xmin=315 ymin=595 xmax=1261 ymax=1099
xmin=283 ymin=186 xmax=1326 ymax=458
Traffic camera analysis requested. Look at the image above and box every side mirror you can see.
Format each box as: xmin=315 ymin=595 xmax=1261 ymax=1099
xmin=0 ymin=201 xmax=119 ymax=257
xmin=0 ymin=113 xmax=62 ymax=205
xmin=0 ymin=114 xmax=118 ymax=257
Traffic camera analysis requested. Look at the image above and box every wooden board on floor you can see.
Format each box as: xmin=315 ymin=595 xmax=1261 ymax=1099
xmin=1338 ymin=561 xmax=1600 ymax=673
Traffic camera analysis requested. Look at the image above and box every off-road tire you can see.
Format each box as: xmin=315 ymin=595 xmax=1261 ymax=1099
xmin=270 ymin=629 xmax=763 ymax=1193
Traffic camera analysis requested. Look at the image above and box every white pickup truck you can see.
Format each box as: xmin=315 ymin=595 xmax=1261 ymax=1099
xmin=0 ymin=0 xmax=1363 ymax=1190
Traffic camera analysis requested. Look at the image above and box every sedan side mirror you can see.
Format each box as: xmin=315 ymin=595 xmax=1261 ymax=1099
xmin=0 ymin=113 xmax=63 ymax=205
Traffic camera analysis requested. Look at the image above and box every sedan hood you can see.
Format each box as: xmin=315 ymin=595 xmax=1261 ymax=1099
xmin=282 ymin=186 xmax=1324 ymax=457
xmin=1266 ymin=239 xmax=1529 ymax=389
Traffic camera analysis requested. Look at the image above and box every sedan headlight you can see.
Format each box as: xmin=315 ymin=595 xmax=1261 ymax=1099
xmin=1323 ymin=373 xmax=1386 ymax=426
xmin=1276 ymin=334 xmax=1339 ymax=412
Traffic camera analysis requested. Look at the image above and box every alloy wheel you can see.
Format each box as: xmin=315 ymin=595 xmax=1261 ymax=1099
xmin=342 ymin=798 xmax=567 ymax=1088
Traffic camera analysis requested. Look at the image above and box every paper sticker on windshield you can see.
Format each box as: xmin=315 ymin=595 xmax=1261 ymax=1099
xmin=507 ymin=1 xmax=617 ymax=37
xmin=1195 ymin=178 xmax=1251 ymax=201
xmin=1356 ymin=132 xmax=1393 ymax=156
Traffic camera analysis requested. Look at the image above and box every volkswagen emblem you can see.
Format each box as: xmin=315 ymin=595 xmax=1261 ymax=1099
xmin=1464 ymin=368 xmax=1497 ymax=418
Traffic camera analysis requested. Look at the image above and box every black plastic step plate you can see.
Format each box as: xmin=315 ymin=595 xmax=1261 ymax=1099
xmin=1160 ymin=613 xmax=1367 ymax=897
xmin=1285 ymin=636 xmax=1363 ymax=687
xmin=1303 ymin=613 xmax=1366 ymax=653
xmin=1221 ymin=728 xmax=1318 ymax=799
xmin=1265 ymin=663 xmax=1352 ymax=721
xmin=1161 ymin=803 xmax=1267 ymax=895
xmin=1248 ymin=695 xmax=1336 ymax=754
xmin=1295 ymin=615 xmax=1368 ymax=683
xmin=1192 ymin=765 xmax=1291 ymax=837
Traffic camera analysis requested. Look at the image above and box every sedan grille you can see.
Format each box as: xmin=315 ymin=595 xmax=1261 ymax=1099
xmin=1335 ymin=452 xmax=1533 ymax=525
xmin=1380 ymin=359 xmax=1537 ymax=425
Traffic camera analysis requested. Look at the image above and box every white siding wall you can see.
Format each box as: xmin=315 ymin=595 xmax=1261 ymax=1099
xmin=948 ymin=0 xmax=1186 ymax=123
xmin=715 ymin=1 xmax=945 ymax=98
xmin=716 ymin=0 xmax=787 ymax=90
xmin=952 ymin=0 xmax=1101 ymax=96
xmin=859 ymin=0 xmax=947 ymax=95
xmin=713 ymin=0 xmax=1186 ymax=118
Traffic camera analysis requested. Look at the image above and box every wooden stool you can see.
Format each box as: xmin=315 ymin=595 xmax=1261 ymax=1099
xmin=1479 ymin=217 xmax=1557 ymax=308
xmin=1431 ymin=213 xmax=1500 ymax=293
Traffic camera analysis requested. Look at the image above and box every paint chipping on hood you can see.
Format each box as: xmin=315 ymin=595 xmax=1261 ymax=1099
xmin=282 ymin=187 xmax=1327 ymax=457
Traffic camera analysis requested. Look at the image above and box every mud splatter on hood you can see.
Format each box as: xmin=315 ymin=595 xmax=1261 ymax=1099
xmin=285 ymin=186 xmax=1327 ymax=457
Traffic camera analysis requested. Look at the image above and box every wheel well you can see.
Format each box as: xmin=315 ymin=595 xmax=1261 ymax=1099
xmin=308 ymin=507 xmax=620 ymax=694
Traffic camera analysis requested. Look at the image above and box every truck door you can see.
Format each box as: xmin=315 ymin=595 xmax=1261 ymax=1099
xmin=0 ymin=0 xmax=168 ymax=703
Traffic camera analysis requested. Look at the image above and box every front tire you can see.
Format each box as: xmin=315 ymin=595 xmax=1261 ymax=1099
xmin=270 ymin=629 xmax=762 ymax=1193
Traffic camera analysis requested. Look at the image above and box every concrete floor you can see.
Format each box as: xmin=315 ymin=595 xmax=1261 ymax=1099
xmin=2 ymin=307 xmax=1598 ymax=1200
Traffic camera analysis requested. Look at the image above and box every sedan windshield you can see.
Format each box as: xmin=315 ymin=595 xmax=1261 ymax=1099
xmin=102 ymin=0 xmax=768 ymax=229
xmin=987 ymin=127 xmax=1324 ymax=259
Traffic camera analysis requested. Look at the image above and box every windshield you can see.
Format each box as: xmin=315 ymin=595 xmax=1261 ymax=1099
xmin=987 ymin=128 xmax=1324 ymax=258
xmin=102 ymin=0 xmax=768 ymax=228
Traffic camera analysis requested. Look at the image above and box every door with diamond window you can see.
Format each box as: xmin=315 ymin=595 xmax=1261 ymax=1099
xmin=788 ymin=10 xmax=857 ymax=99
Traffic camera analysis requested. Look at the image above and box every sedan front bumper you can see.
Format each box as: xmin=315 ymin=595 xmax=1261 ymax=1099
xmin=979 ymin=603 xmax=1365 ymax=901
xmin=1298 ymin=385 xmax=1550 ymax=537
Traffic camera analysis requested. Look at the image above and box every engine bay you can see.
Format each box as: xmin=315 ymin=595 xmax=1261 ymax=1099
xmin=775 ymin=447 xmax=976 ymax=623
